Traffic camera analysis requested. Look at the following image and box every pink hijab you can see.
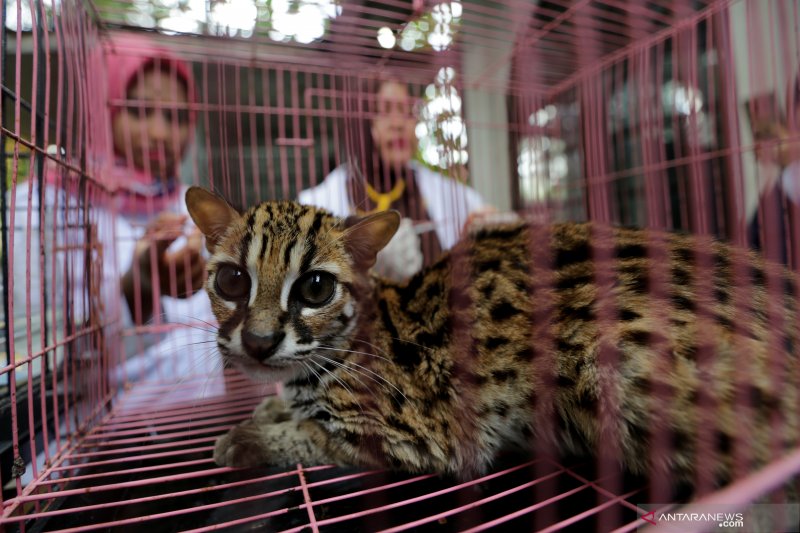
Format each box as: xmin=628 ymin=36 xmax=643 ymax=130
xmin=103 ymin=33 xmax=196 ymax=216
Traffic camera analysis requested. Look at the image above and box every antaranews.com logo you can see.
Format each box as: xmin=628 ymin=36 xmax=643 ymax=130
xmin=638 ymin=504 xmax=799 ymax=532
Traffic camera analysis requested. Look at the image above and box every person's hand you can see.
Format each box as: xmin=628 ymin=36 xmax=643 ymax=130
xmin=462 ymin=207 xmax=523 ymax=233
xmin=123 ymin=213 xmax=206 ymax=323
xmin=463 ymin=207 xmax=499 ymax=232
xmin=753 ymin=120 xmax=800 ymax=169
xmin=373 ymin=217 xmax=423 ymax=282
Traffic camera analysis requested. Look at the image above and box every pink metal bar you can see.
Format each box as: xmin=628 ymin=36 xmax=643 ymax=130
xmin=380 ymin=468 xmax=564 ymax=532
xmin=297 ymin=463 xmax=321 ymax=532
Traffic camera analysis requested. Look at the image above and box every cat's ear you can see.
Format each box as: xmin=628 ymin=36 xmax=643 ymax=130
xmin=185 ymin=186 xmax=241 ymax=253
xmin=343 ymin=210 xmax=401 ymax=268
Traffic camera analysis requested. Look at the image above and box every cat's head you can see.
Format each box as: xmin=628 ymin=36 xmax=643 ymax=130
xmin=186 ymin=186 xmax=399 ymax=382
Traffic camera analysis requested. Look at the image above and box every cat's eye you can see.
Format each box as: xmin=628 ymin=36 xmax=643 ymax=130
xmin=295 ymin=271 xmax=336 ymax=307
xmin=215 ymin=264 xmax=250 ymax=301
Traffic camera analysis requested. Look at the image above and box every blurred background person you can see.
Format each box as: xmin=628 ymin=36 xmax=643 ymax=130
xmin=748 ymin=70 xmax=800 ymax=266
xmin=9 ymin=33 xmax=213 ymax=384
xmin=299 ymin=77 xmax=492 ymax=282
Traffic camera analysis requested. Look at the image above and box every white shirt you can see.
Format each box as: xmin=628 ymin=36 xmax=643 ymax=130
xmin=298 ymin=161 xmax=485 ymax=250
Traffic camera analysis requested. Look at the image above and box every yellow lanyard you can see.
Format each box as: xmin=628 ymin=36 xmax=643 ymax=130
xmin=364 ymin=179 xmax=405 ymax=213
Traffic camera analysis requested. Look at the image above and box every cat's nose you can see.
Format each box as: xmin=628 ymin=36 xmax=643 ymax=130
xmin=241 ymin=331 xmax=285 ymax=361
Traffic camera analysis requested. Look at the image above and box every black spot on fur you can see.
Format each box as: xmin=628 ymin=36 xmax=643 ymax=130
xmin=494 ymin=402 xmax=509 ymax=417
xmin=616 ymin=243 xmax=647 ymax=260
xmin=715 ymin=315 xmax=735 ymax=330
xmin=576 ymin=389 xmax=596 ymax=411
xmin=561 ymin=304 xmax=594 ymax=323
xmin=713 ymin=252 xmax=731 ymax=270
xmin=716 ymin=432 xmax=733 ymax=454
xmin=400 ymin=272 xmax=426 ymax=308
xmin=416 ymin=329 xmax=445 ymax=348
xmin=680 ymin=343 xmax=698 ymax=361
xmin=675 ymin=247 xmax=695 ymax=264
xmin=671 ymin=293 xmax=696 ymax=311
xmin=379 ymin=300 xmax=421 ymax=370
xmin=313 ymin=410 xmax=332 ymax=421
xmin=341 ymin=430 xmax=361 ymax=446
xmin=526 ymin=392 xmax=537 ymax=409
xmin=425 ymin=282 xmax=441 ymax=299
xmin=556 ymin=273 xmax=593 ymax=291
xmin=557 ymin=374 xmax=575 ymax=388
xmin=672 ymin=428 xmax=694 ymax=456
xmin=622 ymin=329 xmax=651 ymax=346
xmin=671 ymin=266 xmax=691 ymax=286
xmin=491 ymin=301 xmax=522 ymax=321
xmin=785 ymin=277 xmax=797 ymax=298
xmin=475 ymin=259 xmax=501 ymax=272
xmin=516 ymin=347 xmax=536 ymax=360
xmin=475 ymin=225 xmax=523 ymax=241
xmin=749 ymin=386 xmax=780 ymax=411
xmin=631 ymin=377 xmax=651 ymax=393
xmin=619 ymin=308 xmax=641 ymax=321
xmin=713 ymin=287 xmax=730 ymax=305
xmin=387 ymin=415 xmax=415 ymax=435
xmin=555 ymin=240 xmax=591 ymax=268
xmin=491 ymin=369 xmax=518 ymax=382
xmin=480 ymin=281 xmax=495 ymax=299
xmin=625 ymin=418 xmax=651 ymax=444
xmin=515 ymin=280 xmax=531 ymax=294
xmin=485 ymin=337 xmax=509 ymax=350
xmin=626 ymin=275 xmax=649 ymax=295
xmin=688 ymin=389 xmax=699 ymax=404
xmin=750 ymin=267 xmax=766 ymax=286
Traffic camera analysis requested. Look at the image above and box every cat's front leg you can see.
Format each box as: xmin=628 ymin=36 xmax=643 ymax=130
xmin=213 ymin=418 xmax=336 ymax=468
xmin=252 ymin=396 xmax=292 ymax=424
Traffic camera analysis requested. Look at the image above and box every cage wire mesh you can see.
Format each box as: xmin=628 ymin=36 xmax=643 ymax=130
xmin=1 ymin=0 xmax=800 ymax=531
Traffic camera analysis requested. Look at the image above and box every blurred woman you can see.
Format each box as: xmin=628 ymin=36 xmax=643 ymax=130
xmin=299 ymin=78 xmax=489 ymax=281
xmin=9 ymin=33 xmax=213 ymax=383
xmin=749 ymin=71 xmax=800 ymax=266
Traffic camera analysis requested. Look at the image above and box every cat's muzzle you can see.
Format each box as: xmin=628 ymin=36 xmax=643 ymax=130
xmin=241 ymin=330 xmax=285 ymax=362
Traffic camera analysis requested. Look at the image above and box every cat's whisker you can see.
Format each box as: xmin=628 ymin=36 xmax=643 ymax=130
xmin=313 ymin=352 xmax=409 ymax=407
xmin=300 ymin=361 xmax=328 ymax=395
xmin=308 ymin=357 xmax=364 ymax=414
xmin=176 ymin=314 xmax=221 ymax=332
xmin=166 ymin=321 xmax=219 ymax=335
xmin=180 ymin=340 xmax=219 ymax=348
xmin=311 ymin=355 xmax=373 ymax=397
xmin=317 ymin=344 xmax=394 ymax=365
xmin=386 ymin=336 xmax=435 ymax=353
xmin=350 ymin=337 xmax=392 ymax=359
xmin=198 ymin=357 xmax=226 ymax=402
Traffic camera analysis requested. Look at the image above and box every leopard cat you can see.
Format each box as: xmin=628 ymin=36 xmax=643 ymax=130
xmin=186 ymin=186 xmax=798 ymax=487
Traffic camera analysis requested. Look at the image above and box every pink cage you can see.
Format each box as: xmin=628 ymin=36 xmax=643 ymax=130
xmin=2 ymin=0 xmax=800 ymax=531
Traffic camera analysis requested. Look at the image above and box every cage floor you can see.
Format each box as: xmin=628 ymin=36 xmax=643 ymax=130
xmin=3 ymin=372 xmax=653 ymax=532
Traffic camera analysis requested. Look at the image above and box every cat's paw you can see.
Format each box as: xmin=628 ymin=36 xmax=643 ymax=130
xmin=213 ymin=423 xmax=268 ymax=468
xmin=252 ymin=396 xmax=291 ymax=424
